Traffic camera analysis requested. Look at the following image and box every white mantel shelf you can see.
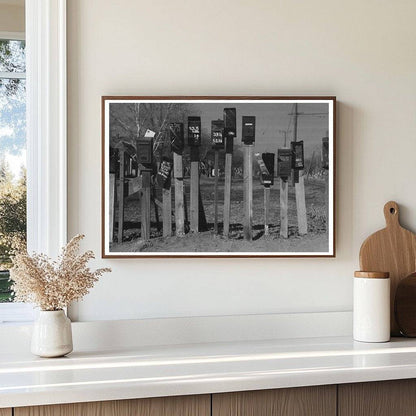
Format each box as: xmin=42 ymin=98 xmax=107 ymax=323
xmin=2 ymin=335 xmax=416 ymax=408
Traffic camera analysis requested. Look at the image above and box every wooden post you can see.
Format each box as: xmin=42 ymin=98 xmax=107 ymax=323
xmin=264 ymin=186 xmax=270 ymax=236
xmin=280 ymin=178 xmax=289 ymax=238
xmin=243 ymin=145 xmax=253 ymax=241
xmin=173 ymin=152 xmax=185 ymax=236
xmin=152 ymin=187 xmax=160 ymax=231
xmin=117 ymin=150 xmax=125 ymax=243
xmin=141 ymin=170 xmax=151 ymax=240
xmin=214 ymin=150 xmax=219 ymax=234
xmin=162 ymin=188 xmax=172 ymax=237
xmin=292 ymin=102 xmax=308 ymax=235
xmin=295 ymin=173 xmax=307 ymax=235
xmin=324 ymin=169 xmax=329 ymax=223
xmin=198 ymin=189 xmax=208 ymax=232
xmin=223 ymin=150 xmax=232 ymax=237
xmin=190 ymin=147 xmax=199 ymax=232
xmin=109 ymin=173 xmax=115 ymax=243
xmin=183 ymin=185 xmax=189 ymax=229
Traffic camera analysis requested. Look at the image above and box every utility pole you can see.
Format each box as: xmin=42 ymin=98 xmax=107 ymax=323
xmin=279 ymin=130 xmax=287 ymax=148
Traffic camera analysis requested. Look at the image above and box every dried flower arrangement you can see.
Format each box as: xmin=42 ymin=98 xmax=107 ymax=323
xmin=10 ymin=234 xmax=111 ymax=311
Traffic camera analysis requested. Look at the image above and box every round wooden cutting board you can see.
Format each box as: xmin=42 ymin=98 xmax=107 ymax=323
xmin=359 ymin=201 xmax=416 ymax=336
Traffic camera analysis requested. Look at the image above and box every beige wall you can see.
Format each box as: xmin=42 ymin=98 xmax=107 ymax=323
xmin=67 ymin=0 xmax=416 ymax=321
xmin=0 ymin=4 xmax=24 ymax=33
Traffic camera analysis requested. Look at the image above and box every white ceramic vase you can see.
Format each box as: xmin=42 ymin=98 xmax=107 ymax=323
xmin=31 ymin=310 xmax=73 ymax=358
xmin=353 ymin=271 xmax=390 ymax=343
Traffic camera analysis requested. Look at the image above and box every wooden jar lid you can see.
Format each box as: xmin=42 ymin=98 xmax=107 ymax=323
xmin=354 ymin=271 xmax=390 ymax=279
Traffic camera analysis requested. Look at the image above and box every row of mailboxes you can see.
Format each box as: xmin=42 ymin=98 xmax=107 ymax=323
xmin=168 ymin=117 xmax=202 ymax=154
xmin=169 ymin=111 xmax=237 ymax=154
xmin=168 ymin=111 xmax=257 ymax=154
xmin=109 ymin=138 xmax=154 ymax=175
xmin=211 ymin=113 xmax=256 ymax=148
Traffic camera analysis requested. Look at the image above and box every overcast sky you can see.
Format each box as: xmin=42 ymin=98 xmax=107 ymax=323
xmin=190 ymin=102 xmax=329 ymax=157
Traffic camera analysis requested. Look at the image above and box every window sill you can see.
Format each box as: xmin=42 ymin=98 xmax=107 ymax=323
xmin=0 ymin=303 xmax=35 ymax=324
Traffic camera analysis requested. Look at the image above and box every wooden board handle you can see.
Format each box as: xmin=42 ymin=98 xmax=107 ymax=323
xmin=384 ymin=201 xmax=400 ymax=228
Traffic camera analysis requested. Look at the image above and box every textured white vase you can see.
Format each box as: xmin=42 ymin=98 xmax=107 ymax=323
xmin=31 ymin=310 xmax=73 ymax=358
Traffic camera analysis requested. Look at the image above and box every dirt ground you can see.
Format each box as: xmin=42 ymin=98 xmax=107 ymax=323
xmin=110 ymin=175 xmax=329 ymax=253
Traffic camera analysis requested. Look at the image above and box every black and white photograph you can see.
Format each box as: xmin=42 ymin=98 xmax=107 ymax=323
xmin=102 ymin=97 xmax=335 ymax=257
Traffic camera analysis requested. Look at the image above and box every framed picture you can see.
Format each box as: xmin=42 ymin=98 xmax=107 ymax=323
xmin=102 ymin=96 xmax=336 ymax=258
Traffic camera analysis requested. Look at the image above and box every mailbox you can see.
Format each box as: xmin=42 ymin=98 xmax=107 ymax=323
xmin=211 ymin=119 xmax=225 ymax=149
xmin=136 ymin=138 xmax=153 ymax=166
xmin=291 ymin=140 xmax=304 ymax=170
xmin=156 ymin=157 xmax=173 ymax=189
xmin=169 ymin=122 xmax=184 ymax=154
xmin=278 ymin=148 xmax=293 ymax=178
xmin=242 ymin=116 xmax=256 ymax=145
xmin=124 ymin=154 xmax=138 ymax=178
xmin=124 ymin=143 xmax=138 ymax=178
xmin=262 ymin=152 xmax=275 ymax=186
xmin=322 ymin=137 xmax=329 ymax=169
xmin=188 ymin=116 xmax=201 ymax=147
xmin=224 ymin=108 xmax=236 ymax=138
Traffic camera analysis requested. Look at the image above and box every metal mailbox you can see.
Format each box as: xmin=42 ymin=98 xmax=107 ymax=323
xmin=224 ymin=108 xmax=236 ymax=138
xmin=188 ymin=116 xmax=201 ymax=147
xmin=322 ymin=136 xmax=329 ymax=169
xmin=136 ymin=138 xmax=153 ymax=166
xmin=262 ymin=152 xmax=275 ymax=186
xmin=169 ymin=122 xmax=184 ymax=154
xmin=156 ymin=156 xmax=173 ymax=189
xmin=124 ymin=154 xmax=138 ymax=178
xmin=211 ymin=119 xmax=225 ymax=149
xmin=122 ymin=142 xmax=139 ymax=178
xmin=242 ymin=116 xmax=256 ymax=145
xmin=278 ymin=148 xmax=293 ymax=178
xmin=291 ymin=140 xmax=304 ymax=170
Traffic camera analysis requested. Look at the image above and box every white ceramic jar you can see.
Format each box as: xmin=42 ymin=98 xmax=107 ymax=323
xmin=31 ymin=310 xmax=73 ymax=357
xmin=353 ymin=271 xmax=390 ymax=343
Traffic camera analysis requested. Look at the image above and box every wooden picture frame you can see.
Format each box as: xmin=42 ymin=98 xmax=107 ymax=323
xmin=102 ymin=96 xmax=336 ymax=258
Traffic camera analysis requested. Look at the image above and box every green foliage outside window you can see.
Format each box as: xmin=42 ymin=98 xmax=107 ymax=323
xmin=0 ymin=39 xmax=27 ymax=302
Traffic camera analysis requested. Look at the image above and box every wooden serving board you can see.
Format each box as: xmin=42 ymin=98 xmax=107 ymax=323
xmin=359 ymin=201 xmax=416 ymax=335
xmin=395 ymin=273 xmax=416 ymax=337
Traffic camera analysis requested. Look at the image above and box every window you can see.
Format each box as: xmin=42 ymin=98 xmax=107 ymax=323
xmin=0 ymin=0 xmax=67 ymax=324
xmin=0 ymin=34 xmax=26 ymax=306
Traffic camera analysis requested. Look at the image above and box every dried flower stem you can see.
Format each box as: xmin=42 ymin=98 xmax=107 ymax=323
xmin=10 ymin=235 xmax=111 ymax=310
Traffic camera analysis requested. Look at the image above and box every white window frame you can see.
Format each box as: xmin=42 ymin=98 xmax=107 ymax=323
xmin=0 ymin=0 xmax=67 ymax=323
